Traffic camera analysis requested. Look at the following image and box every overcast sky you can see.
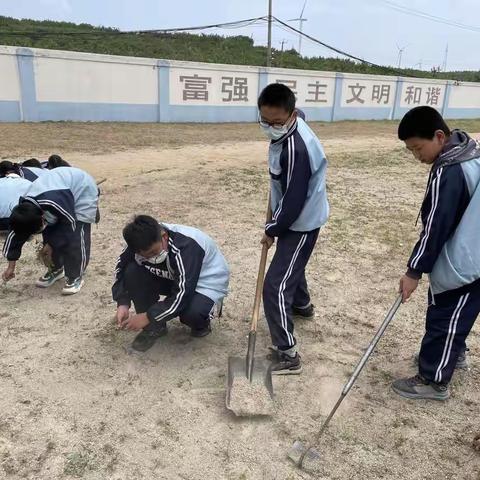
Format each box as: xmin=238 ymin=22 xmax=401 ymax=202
xmin=1 ymin=0 xmax=479 ymax=71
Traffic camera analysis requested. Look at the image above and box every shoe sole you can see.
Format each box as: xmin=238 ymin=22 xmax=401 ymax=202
xmin=191 ymin=330 xmax=211 ymax=338
xmin=62 ymin=279 xmax=85 ymax=295
xmin=391 ymin=385 xmax=449 ymax=401
xmin=293 ymin=314 xmax=315 ymax=321
xmin=272 ymin=366 xmax=302 ymax=375
xmin=36 ymin=274 xmax=65 ymax=288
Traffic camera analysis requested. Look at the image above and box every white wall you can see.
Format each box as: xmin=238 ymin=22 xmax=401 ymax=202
xmin=0 ymin=45 xmax=479 ymax=123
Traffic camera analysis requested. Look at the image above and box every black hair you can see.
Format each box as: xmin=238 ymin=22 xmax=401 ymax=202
xmin=257 ymin=83 xmax=296 ymax=114
xmin=22 ymin=158 xmax=42 ymax=168
xmin=398 ymin=106 xmax=451 ymax=141
xmin=123 ymin=215 xmax=163 ymax=253
xmin=9 ymin=201 xmax=44 ymax=239
xmin=48 ymin=154 xmax=71 ymax=169
xmin=0 ymin=161 xmax=20 ymax=178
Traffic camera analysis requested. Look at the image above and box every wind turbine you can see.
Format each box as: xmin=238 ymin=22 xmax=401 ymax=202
xmin=288 ymin=0 xmax=308 ymax=55
xmin=396 ymin=43 xmax=409 ymax=69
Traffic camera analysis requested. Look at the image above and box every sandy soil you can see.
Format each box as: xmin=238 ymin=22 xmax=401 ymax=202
xmin=0 ymin=121 xmax=479 ymax=480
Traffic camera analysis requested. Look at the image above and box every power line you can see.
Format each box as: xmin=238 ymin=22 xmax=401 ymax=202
xmin=373 ymin=0 xmax=480 ymax=33
xmin=272 ymin=16 xmax=421 ymax=76
xmin=0 ymin=16 xmax=269 ymax=36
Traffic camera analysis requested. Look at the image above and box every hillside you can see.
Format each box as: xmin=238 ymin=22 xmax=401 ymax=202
xmin=1 ymin=15 xmax=479 ymax=82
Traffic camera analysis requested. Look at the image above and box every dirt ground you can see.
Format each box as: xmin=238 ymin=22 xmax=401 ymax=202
xmin=0 ymin=120 xmax=480 ymax=480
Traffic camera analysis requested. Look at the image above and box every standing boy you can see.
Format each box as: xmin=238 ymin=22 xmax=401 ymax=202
xmin=258 ymin=83 xmax=329 ymax=374
xmin=393 ymin=106 xmax=480 ymax=400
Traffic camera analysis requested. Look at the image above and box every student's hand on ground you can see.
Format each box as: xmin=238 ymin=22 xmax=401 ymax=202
xmin=116 ymin=305 xmax=130 ymax=328
xmin=2 ymin=266 xmax=15 ymax=283
xmin=399 ymin=274 xmax=419 ymax=303
xmin=261 ymin=233 xmax=274 ymax=249
xmin=121 ymin=313 xmax=149 ymax=331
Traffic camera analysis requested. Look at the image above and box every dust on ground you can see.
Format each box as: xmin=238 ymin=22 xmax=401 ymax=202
xmin=0 ymin=120 xmax=480 ymax=480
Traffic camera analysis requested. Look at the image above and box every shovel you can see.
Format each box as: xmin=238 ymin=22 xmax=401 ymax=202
xmin=226 ymin=201 xmax=274 ymax=417
xmin=288 ymin=294 xmax=402 ymax=469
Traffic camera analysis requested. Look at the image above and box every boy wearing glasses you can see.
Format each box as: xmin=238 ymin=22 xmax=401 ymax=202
xmin=257 ymin=83 xmax=329 ymax=374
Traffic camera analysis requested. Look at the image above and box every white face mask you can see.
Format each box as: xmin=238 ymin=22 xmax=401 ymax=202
xmin=260 ymin=123 xmax=289 ymax=141
xmin=145 ymin=250 xmax=168 ymax=265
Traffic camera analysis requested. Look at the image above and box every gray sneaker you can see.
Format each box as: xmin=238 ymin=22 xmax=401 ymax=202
xmin=267 ymin=348 xmax=302 ymax=375
xmin=391 ymin=375 xmax=450 ymax=401
xmin=414 ymin=350 xmax=468 ymax=370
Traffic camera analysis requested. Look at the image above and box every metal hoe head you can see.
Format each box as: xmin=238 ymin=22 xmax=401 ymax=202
xmin=288 ymin=440 xmax=321 ymax=469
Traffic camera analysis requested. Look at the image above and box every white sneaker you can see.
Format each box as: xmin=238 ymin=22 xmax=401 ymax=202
xmin=62 ymin=277 xmax=84 ymax=295
xmin=36 ymin=268 xmax=64 ymax=288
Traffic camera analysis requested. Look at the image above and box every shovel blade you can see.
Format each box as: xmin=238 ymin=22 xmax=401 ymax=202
xmin=287 ymin=440 xmax=321 ymax=469
xmin=226 ymin=355 xmax=274 ymax=416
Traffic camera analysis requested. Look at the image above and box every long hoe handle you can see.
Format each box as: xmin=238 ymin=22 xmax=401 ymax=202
xmin=300 ymin=294 xmax=403 ymax=463
xmin=246 ymin=196 xmax=273 ymax=380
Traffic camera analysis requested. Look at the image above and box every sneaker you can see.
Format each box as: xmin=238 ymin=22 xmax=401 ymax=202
xmin=391 ymin=374 xmax=450 ymax=401
xmin=414 ymin=350 xmax=468 ymax=370
xmin=36 ymin=268 xmax=64 ymax=288
xmin=61 ymin=277 xmax=84 ymax=295
xmin=130 ymin=327 xmax=168 ymax=352
xmin=292 ymin=304 xmax=315 ymax=320
xmin=191 ymin=326 xmax=212 ymax=338
xmin=267 ymin=348 xmax=302 ymax=375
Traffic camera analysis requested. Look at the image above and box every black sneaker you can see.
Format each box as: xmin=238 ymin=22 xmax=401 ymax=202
xmin=130 ymin=327 xmax=167 ymax=352
xmin=191 ymin=325 xmax=212 ymax=338
xmin=267 ymin=348 xmax=302 ymax=375
xmin=292 ymin=304 xmax=315 ymax=320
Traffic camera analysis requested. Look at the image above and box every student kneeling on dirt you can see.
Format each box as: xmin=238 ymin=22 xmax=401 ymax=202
xmin=393 ymin=106 xmax=480 ymax=401
xmin=112 ymin=215 xmax=230 ymax=353
xmin=2 ymin=167 xmax=99 ymax=295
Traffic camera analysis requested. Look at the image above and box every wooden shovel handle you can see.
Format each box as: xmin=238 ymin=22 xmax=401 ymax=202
xmin=251 ymin=194 xmax=273 ymax=332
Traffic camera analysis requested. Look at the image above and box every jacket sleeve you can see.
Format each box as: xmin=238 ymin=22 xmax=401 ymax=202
xmin=407 ymin=164 xmax=470 ymax=277
xmin=265 ymin=136 xmax=312 ymax=237
xmin=147 ymin=239 xmax=205 ymax=323
xmin=112 ymin=246 xmax=135 ymax=307
xmin=2 ymin=230 xmax=26 ymax=261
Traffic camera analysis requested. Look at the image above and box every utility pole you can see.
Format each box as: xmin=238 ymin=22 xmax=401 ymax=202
xmin=267 ymin=0 xmax=272 ymax=67
xmin=442 ymin=43 xmax=448 ymax=72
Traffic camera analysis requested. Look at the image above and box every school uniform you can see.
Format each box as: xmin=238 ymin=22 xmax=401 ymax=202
xmin=263 ymin=117 xmax=329 ymax=351
xmin=407 ymin=130 xmax=480 ymax=384
xmin=0 ymin=177 xmax=31 ymax=231
xmin=2 ymin=167 xmax=99 ymax=281
xmin=18 ymin=166 xmax=49 ymax=181
xmin=112 ymin=223 xmax=230 ymax=333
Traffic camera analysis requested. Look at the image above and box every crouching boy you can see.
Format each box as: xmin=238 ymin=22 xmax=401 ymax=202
xmin=112 ymin=215 xmax=230 ymax=352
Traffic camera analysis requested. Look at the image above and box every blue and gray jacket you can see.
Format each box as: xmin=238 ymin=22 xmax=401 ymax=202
xmin=266 ymin=117 xmax=329 ymax=237
xmin=112 ymin=223 xmax=230 ymax=324
xmin=19 ymin=166 xmax=49 ymax=182
xmin=407 ymin=130 xmax=480 ymax=297
xmin=2 ymin=167 xmax=99 ymax=261
xmin=0 ymin=177 xmax=31 ymax=219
